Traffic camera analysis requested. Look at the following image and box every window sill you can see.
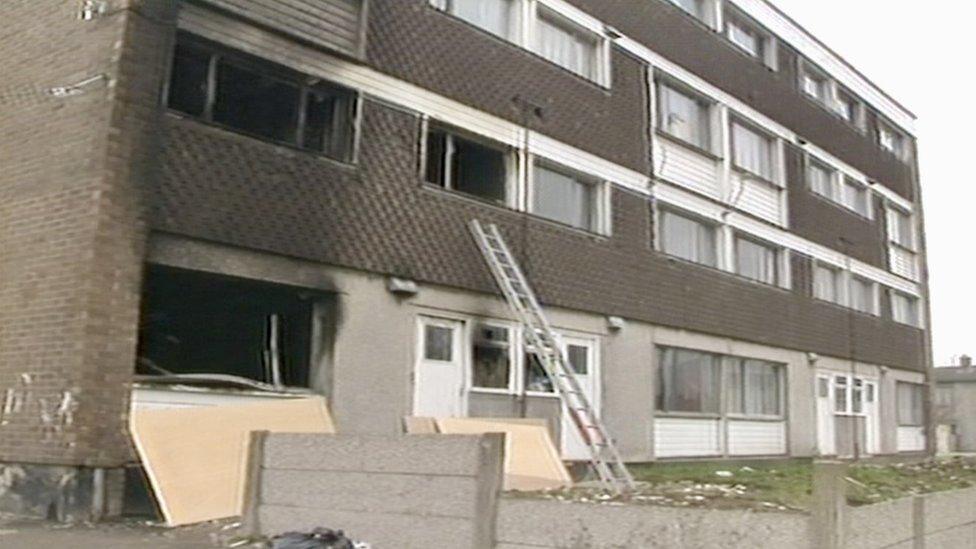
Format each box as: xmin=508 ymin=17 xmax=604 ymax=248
xmin=655 ymin=412 xmax=722 ymax=420
xmin=525 ymin=391 xmax=560 ymax=399
xmin=730 ymin=165 xmax=780 ymax=188
xmin=655 ymin=130 xmax=722 ymax=162
xmin=469 ymin=387 xmax=516 ymax=396
xmin=726 ymin=414 xmax=785 ymax=423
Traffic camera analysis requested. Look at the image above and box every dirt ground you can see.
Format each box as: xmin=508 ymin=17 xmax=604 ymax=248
xmin=0 ymin=517 xmax=223 ymax=549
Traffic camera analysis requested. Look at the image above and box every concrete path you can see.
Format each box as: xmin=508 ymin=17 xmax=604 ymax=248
xmin=0 ymin=518 xmax=221 ymax=548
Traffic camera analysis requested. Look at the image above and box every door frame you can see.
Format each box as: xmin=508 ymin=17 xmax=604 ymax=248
xmin=413 ymin=315 xmax=467 ymax=418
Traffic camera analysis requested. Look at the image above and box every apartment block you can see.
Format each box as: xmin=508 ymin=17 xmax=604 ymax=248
xmin=0 ymin=0 xmax=931 ymax=517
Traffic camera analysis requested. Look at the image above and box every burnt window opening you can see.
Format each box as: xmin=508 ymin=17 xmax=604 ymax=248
xmin=137 ymin=267 xmax=324 ymax=389
xmin=424 ymin=124 xmax=510 ymax=204
xmin=166 ymin=35 xmax=357 ymax=162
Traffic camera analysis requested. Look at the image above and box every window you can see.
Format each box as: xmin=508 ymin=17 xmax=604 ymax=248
xmin=659 ymin=209 xmax=718 ymax=267
xmin=850 ymin=276 xmax=877 ymax=315
xmin=834 ymin=376 xmax=849 ymax=413
xmin=731 ymin=121 xmax=774 ymax=180
xmin=724 ymin=10 xmax=775 ymax=69
xmin=532 ymin=162 xmax=601 ymax=231
xmin=808 ymin=160 xmax=835 ymax=199
xmin=425 ymin=125 xmax=511 ymax=204
xmin=891 ymin=292 xmax=920 ymax=327
xmin=535 ymin=8 xmax=602 ymax=82
xmin=727 ymin=359 xmax=783 ymax=417
xmin=897 ymin=382 xmax=925 ymax=426
xmin=834 ymin=375 xmax=874 ymax=415
xmin=670 ymin=0 xmax=702 ymax=17
xmin=658 ymin=82 xmax=711 ymax=151
xmin=878 ymin=121 xmax=910 ymax=161
xmin=471 ymin=323 xmax=512 ymax=390
xmin=842 ymin=178 xmax=871 ymax=217
xmin=800 ymin=67 xmax=829 ymax=103
xmin=566 ymin=344 xmax=589 ymax=375
xmin=436 ymin=0 xmax=515 ymax=39
xmin=524 ymin=348 xmax=555 ymax=393
xmin=836 ymin=89 xmax=863 ymax=127
xmin=166 ymin=37 xmax=357 ymax=161
xmin=656 ymin=348 xmax=721 ymax=414
xmin=735 ymin=236 xmax=778 ymax=285
xmin=424 ymin=325 xmax=454 ymax=362
xmin=888 ymin=207 xmax=914 ymax=249
xmin=813 ymin=263 xmax=843 ymax=304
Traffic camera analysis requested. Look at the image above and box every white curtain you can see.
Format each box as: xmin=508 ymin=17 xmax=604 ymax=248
xmin=536 ymin=13 xmax=595 ymax=79
xmin=451 ymin=0 xmax=512 ymax=39
xmin=733 ymin=123 xmax=772 ymax=179
xmin=813 ymin=265 xmax=838 ymax=302
xmin=658 ymin=348 xmax=719 ymax=413
xmin=662 ymin=211 xmax=716 ymax=266
xmin=851 ymin=277 xmax=874 ymax=313
xmin=842 ymin=179 xmax=869 ymax=215
xmin=728 ymin=21 xmax=759 ymax=56
xmin=660 ymin=85 xmax=707 ymax=148
xmin=736 ymin=237 xmax=776 ymax=284
xmin=808 ymin=163 xmax=833 ymax=198
xmin=534 ymin=165 xmax=593 ymax=230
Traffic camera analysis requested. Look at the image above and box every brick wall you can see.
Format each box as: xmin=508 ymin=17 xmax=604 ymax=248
xmin=0 ymin=0 xmax=172 ymax=467
xmin=150 ymin=99 xmax=926 ymax=371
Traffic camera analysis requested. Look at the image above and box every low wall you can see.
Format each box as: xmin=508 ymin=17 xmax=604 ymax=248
xmin=848 ymin=486 xmax=976 ymax=548
xmin=244 ymin=433 xmax=504 ymax=549
xmin=495 ymin=498 xmax=807 ymax=549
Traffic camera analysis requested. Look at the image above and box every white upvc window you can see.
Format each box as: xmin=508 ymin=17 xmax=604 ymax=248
xmin=835 ymin=88 xmax=864 ymax=129
xmin=891 ymin=291 xmax=920 ymax=327
xmin=470 ymin=322 xmax=516 ymax=391
xmin=724 ymin=8 xmax=777 ymax=69
xmin=808 ymin=159 xmax=836 ymax=200
xmin=878 ymin=120 xmax=911 ymax=161
xmin=659 ymin=209 xmax=719 ymax=268
xmin=887 ymin=206 xmax=915 ymax=250
xmin=813 ymin=263 xmax=844 ymax=305
xmin=726 ymin=357 xmax=784 ymax=418
xmin=800 ymin=66 xmax=829 ymax=103
xmin=731 ymin=120 xmax=775 ymax=181
xmin=850 ymin=275 xmax=879 ymax=316
xmin=433 ymin=0 xmax=517 ymax=40
xmin=841 ymin=177 xmax=871 ymax=218
xmin=534 ymin=7 xmax=605 ymax=83
xmin=657 ymin=82 xmax=713 ymax=151
xmin=896 ymin=382 xmax=925 ymax=426
xmin=734 ymin=234 xmax=779 ymax=286
xmin=833 ymin=374 xmax=875 ymax=416
xmin=669 ymin=0 xmax=703 ymax=18
xmin=530 ymin=160 xmax=606 ymax=233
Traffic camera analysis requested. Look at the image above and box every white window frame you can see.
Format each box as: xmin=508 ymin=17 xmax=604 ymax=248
xmin=423 ymin=120 xmax=518 ymax=207
xmin=813 ymin=261 xmax=845 ymax=306
xmin=730 ymin=117 xmax=779 ymax=184
xmin=429 ymin=0 xmax=612 ymax=87
xmin=840 ymin=177 xmax=872 ymax=219
xmin=656 ymin=206 xmax=722 ymax=269
xmin=733 ymin=233 xmax=785 ymax=288
xmin=723 ymin=6 xmax=777 ymax=70
xmin=896 ymin=381 xmax=925 ymax=427
xmin=878 ymin=119 xmax=910 ymax=161
xmin=890 ymin=290 xmax=921 ymax=327
xmin=430 ymin=0 xmax=520 ymax=41
xmin=468 ymin=320 xmax=519 ymax=394
xmin=528 ymin=158 xmax=610 ymax=234
xmin=807 ymin=153 xmax=875 ymax=220
xmin=656 ymin=79 xmax=718 ymax=154
xmin=832 ymin=374 xmax=876 ymax=417
xmin=886 ymin=205 xmax=916 ymax=251
xmin=849 ymin=275 xmax=880 ymax=316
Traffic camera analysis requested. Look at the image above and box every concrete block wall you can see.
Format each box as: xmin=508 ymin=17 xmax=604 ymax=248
xmin=246 ymin=433 xmax=505 ymax=548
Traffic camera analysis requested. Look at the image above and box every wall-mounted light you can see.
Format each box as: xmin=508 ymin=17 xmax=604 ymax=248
xmin=387 ymin=277 xmax=418 ymax=296
xmin=606 ymin=316 xmax=626 ymax=331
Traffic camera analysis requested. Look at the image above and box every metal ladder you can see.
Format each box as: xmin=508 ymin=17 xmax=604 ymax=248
xmin=469 ymin=220 xmax=636 ymax=496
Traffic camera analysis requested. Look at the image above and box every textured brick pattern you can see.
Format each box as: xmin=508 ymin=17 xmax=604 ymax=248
xmin=150 ymin=102 xmax=926 ymax=371
xmin=571 ymin=0 xmax=916 ymax=200
xmin=0 ymin=0 xmax=172 ymax=467
xmin=365 ymin=0 xmax=649 ymax=174
xmin=785 ymin=144 xmax=888 ymax=268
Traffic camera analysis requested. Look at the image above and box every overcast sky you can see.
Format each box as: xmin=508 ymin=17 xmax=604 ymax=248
xmin=772 ymin=0 xmax=971 ymax=367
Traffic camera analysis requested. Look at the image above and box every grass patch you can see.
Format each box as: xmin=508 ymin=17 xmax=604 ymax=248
xmin=525 ymin=457 xmax=976 ymax=513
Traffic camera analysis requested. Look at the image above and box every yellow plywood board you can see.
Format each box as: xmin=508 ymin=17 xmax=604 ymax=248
xmin=436 ymin=417 xmax=572 ymax=492
xmin=403 ymin=416 xmax=439 ymax=434
xmin=131 ymin=396 xmax=335 ymax=526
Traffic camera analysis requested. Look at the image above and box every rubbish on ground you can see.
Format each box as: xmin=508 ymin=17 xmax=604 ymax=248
xmin=271 ymin=528 xmax=371 ymax=549
xmin=130 ymin=396 xmax=335 ymax=526
xmin=715 ymin=470 xmax=733 ymax=478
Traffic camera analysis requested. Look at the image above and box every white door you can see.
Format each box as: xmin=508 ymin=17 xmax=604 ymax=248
xmin=413 ymin=317 xmax=465 ymax=418
xmin=815 ymin=374 xmax=836 ymax=456
xmin=863 ymin=380 xmax=880 ymax=455
xmin=560 ymin=338 xmax=599 ymax=460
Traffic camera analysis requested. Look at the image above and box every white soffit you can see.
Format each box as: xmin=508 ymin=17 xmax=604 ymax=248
xmin=729 ymin=0 xmax=916 ymax=135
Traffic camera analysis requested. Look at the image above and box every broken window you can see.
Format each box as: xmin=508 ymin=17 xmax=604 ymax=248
xmin=137 ymin=267 xmax=322 ymax=388
xmin=524 ymin=351 xmax=555 ymax=393
xmin=471 ymin=323 xmax=512 ymax=390
xmin=425 ymin=124 xmax=511 ymax=204
xmin=166 ymin=34 xmax=356 ymax=161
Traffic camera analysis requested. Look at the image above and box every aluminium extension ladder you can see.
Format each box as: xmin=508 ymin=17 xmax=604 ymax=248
xmin=469 ymin=219 xmax=636 ymax=496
